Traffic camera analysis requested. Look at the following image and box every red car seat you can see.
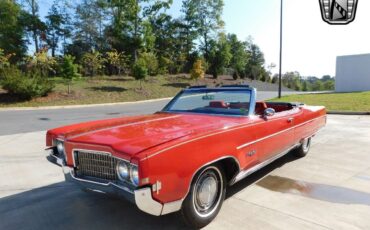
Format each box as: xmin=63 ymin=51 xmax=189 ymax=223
xmin=209 ymin=101 xmax=228 ymax=109
xmin=255 ymin=101 xmax=268 ymax=115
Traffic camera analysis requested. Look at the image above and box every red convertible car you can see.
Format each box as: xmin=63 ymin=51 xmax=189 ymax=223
xmin=46 ymin=85 xmax=326 ymax=228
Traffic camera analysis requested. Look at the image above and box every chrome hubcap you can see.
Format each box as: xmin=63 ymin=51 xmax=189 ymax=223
xmin=193 ymin=169 xmax=222 ymax=217
xmin=196 ymin=176 xmax=218 ymax=209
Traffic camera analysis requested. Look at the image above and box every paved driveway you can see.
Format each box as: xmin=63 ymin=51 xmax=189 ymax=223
xmin=0 ymin=115 xmax=369 ymax=229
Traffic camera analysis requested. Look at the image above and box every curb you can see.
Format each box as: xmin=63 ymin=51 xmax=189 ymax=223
xmin=327 ymin=111 xmax=370 ymax=115
xmin=0 ymin=97 xmax=172 ymax=112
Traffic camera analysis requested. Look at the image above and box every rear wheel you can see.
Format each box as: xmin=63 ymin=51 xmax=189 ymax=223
xmin=181 ymin=164 xmax=226 ymax=229
xmin=293 ymin=137 xmax=311 ymax=157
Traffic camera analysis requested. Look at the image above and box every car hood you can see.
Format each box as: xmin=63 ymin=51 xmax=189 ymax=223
xmin=58 ymin=113 xmax=241 ymax=157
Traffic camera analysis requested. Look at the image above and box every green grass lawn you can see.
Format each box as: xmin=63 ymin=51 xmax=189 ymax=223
xmin=0 ymin=75 xmax=192 ymax=108
xmin=269 ymin=91 xmax=370 ymax=112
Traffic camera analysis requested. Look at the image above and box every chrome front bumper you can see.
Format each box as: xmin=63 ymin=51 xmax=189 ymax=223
xmin=46 ymin=150 xmax=180 ymax=216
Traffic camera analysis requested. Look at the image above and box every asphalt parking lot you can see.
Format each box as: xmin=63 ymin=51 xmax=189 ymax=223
xmin=0 ymin=115 xmax=370 ymax=230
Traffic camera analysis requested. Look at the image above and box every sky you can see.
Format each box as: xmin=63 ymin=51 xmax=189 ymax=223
xmin=39 ymin=0 xmax=370 ymax=78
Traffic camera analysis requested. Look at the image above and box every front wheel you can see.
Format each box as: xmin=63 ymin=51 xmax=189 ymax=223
xmin=293 ymin=137 xmax=312 ymax=157
xmin=181 ymin=164 xmax=226 ymax=229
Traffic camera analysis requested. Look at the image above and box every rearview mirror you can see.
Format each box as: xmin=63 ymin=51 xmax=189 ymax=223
xmin=202 ymin=95 xmax=215 ymax=100
xmin=264 ymin=108 xmax=275 ymax=117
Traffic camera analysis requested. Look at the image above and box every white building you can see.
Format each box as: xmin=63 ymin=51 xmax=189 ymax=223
xmin=335 ymin=54 xmax=370 ymax=92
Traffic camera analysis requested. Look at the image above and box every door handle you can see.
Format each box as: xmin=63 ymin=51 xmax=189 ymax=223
xmin=287 ymin=118 xmax=294 ymax=123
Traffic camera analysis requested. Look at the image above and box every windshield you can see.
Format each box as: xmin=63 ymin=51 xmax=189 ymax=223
xmin=163 ymin=89 xmax=252 ymax=116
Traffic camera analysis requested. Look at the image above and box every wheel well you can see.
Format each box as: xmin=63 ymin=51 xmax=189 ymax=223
xmin=217 ymin=158 xmax=240 ymax=184
xmin=183 ymin=157 xmax=241 ymax=202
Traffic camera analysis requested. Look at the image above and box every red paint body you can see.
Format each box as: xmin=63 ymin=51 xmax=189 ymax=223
xmin=46 ymin=103 xmax=326 ymax=204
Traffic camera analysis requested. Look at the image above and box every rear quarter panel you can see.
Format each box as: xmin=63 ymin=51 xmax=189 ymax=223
xmin=293 ymin=106 xmax=327 ymax=143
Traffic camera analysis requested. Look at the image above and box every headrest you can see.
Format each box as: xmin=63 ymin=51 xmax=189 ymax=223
xmin=209 ymin=101 xmax=228 ymax=108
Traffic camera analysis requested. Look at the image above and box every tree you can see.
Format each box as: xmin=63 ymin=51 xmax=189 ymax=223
xmin=227 ymin=34 xmax=248 ymax=79
xmin=282 ymin=71 xmax=302 ymax=91
xmin=132 ymin=58 xmax=148 ymax=88
xmin=46 ymin=1 xmax=71 ymax=57
xmin=181 ymin=0 xmax=199 ymax=58
xmin=72 ymin=0 xmax=108 ymax=54
xmin=138 ymin=52 xmax=158 ymax=76
xmin=323 ymin=80 xmax=334 ymax=90
xmin=183 ymin=0 xmax=224 ymax=59
xmin=271 ymin=74 xmax=279 ymax=84
xmin=322 ymin=75 xmax=332 ymax=81
xmin=302 ymin=81 xmax=310 ymax=91
xmin=106 ymin=0 xmax=172 ymax=61
xmin=245 ymin=38 xmax=266 ymax=80
xmin=60 ymin=55 xmax=80 ymax=94
xmin=312 ymin=80 xmax=324 ymax=91
xmin=21 ymin=0 xmax=47 ymax=52
xmin=208 ymin=34 xmax=231 ymax=79
xmin=0 ymin=0 xmax=27 ymax=63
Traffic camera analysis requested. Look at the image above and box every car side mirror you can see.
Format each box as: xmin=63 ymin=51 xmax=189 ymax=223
xmin=264 ymin=108 xmax=276 ymax=117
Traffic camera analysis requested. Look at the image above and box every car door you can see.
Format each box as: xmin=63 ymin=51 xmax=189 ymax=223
xmin=252 ymin=110 xmax=296 ymax=163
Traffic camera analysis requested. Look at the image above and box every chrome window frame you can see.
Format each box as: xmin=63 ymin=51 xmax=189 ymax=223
xmin=162 ymin=87 xmax=256 ymax=117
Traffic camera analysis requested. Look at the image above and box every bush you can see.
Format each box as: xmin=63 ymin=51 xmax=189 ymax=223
xmin=0 ymin=48 xmax=12 ymax=70
xmin=190 ymin=59 xmax=205 ymax=81
xmin=1 ymin=67 xmax=54 ymax=99
xmin=61 ymin=55 xmax=81 ymax=94
xmin=61 ymin=55 xmax=80 ymax=80
xmin=139 ymin=52 xmax=158 ymax=76
xmin=25 ymin=51 xmax=57 ymax=77
xmin=106 ymin=50 xmax=129 ymax=75
xmin=158 ymin=56 xmax=172 ymax=75
xmin=82 ymin=51 xmax=106 ymax=77
xmin=132 ymin=60 xmax=148 ymax=82
xmin=232 ymin=71 xmax=239 ymax=80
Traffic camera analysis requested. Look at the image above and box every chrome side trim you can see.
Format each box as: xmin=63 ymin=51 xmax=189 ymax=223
xmin=230 ymin=143 xmax=300 ymax=185
xmin=237 ymin=115 xmax=326 ymax=150
xmin=134 ymin=188 xmax=163 ymax=216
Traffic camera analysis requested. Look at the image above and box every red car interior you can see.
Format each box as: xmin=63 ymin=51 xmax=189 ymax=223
xmin=255 ymin=102 xmax=268 ymax=115
xmin=266 ymin=103 xmax=294 ymax=113
xmin=209 ymin=101 xmax=228 ymax=108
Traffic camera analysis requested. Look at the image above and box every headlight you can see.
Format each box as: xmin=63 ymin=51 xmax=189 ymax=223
xmin=116 ymin=161 xmax=129 ymax=181
xmin=130 ymin=165 xmax=139 ymax=186
xmin=56 ymin=141 xmax=64 ymax=155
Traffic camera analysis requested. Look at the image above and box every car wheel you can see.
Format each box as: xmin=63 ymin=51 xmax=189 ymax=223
xmin=181 ymin=164 xmax=226 ymax=229
xmin=293 ymin=137 xmax=311 ymax=157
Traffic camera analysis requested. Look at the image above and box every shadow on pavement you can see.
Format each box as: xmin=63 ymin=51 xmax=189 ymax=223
xmin=227 ymin=153 xmax=300 ymax=199
xmin=0 ymin=153 xmax=299 ymax=230
xmin=0 ymin=182 xmax=191 ymax=230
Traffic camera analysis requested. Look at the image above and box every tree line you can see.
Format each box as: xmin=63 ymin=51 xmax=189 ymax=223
xmin=0 ymin=0 xmax=334 ymax=99
xmin=271 ymin=72 xmax=335 ymax=92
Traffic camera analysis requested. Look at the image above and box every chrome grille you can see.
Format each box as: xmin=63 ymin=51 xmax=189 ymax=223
xmin=74 ymin=150 xmax=118 ymax=181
